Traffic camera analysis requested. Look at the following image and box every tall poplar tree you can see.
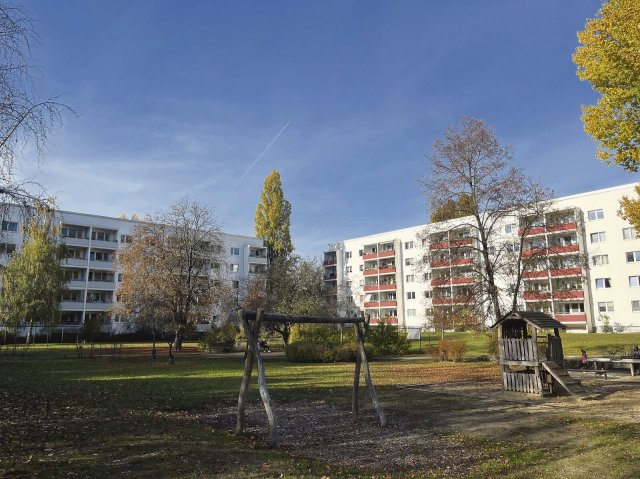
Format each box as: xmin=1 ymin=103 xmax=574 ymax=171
xmin=255 ymin=170 xmax=293 ymax=262
xmin=574 ymin=0 xmax=640 ymax=231
xmin=0 ymin=207 xmax=65 ymax=344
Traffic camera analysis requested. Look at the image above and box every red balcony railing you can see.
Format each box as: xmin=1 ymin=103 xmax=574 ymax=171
xmin=378 ymin=267 xmax=396 ymax=275
xmin=451 ymin=258 xmax=473 ymax=266
xmin=363 ymin=284 xmax=397 ymax=292
xmin=363 ymin=269 xmax=378 ymax=276
xmin=553 ymin=290 xmax=584 ymax=300
xmin=378 ymin=250 xmax=395 ymax=258
xmin=431 ymin=260 xmax=450 ymax=268
xmin=432 ymin=297 xmax=452 ymax=305
xmin=369 ymin=317 xmax=398 ymax=325
xmin=451 ymin=277 xmax=474 ymax=285
xmin=547 ymin=221 xmax=577 ymax=233
xmin=379 ymin=300 xmax=397 ymax=307
xmin=364 ymin=301 xmax=379 ymax=308
xmin=550 ymin=267 xmax=582 ymax=277
xmin=522 ymin=270 xmax=548 ymax=279
xmin=523 ymin=291 xmax=551 ymax=301
xmin=518 ymin=226 xmax=545 ymax=237
xmin=554 ymin=313 xmax=586 ymax=323
xmin=430 ymin=238 xmax=472 ymax=250
xmin=548 ymin=244 xmax=580 ymax=255
xmin=363 ymin=252 xmax=378 ymax=260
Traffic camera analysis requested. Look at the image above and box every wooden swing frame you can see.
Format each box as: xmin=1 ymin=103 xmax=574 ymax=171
xmin=235 ymin=309 xmax=387 ymax=446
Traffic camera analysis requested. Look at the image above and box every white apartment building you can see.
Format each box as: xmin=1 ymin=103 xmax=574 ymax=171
xmin=0 ymin=206 xmax=267 ymax=332
xmin=323 ymin=183 xmax=640 ymax=333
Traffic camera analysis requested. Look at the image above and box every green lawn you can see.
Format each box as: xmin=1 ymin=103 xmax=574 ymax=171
xmin=2 ymin=352 xmax=640 ymax=478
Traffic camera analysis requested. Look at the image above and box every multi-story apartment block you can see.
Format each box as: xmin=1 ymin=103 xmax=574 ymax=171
xmin=0 ymin=206 xmax=267 ymax=332
xmin=323 ymin=183 xmax=640 ymax=333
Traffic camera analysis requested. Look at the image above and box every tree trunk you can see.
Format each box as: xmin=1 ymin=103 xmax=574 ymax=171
xmin=25 ymin=319 xmax=34 ymax=345
xmin=174 ymin=328 xmax=182 ymax=351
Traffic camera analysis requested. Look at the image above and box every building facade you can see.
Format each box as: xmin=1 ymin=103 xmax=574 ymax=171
xmin=323 ymin=183 xmax=640 ymax=333
xmin=0 ymin=207 xmax=267 ymax=332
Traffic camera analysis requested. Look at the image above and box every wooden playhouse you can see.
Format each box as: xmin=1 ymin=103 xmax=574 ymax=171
xmin=491 ymin=311 xmax=585 ymax=397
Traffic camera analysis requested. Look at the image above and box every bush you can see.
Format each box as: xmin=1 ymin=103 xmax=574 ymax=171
xmin=366 ymin=320 xmax=410 ymax=356
xmin=286 ymin=340 xmax=373 ymax=363
xmin=427 ymin=339 xmax=468 ymax=362
xmin=484 ymin=331 xmax=499 ymax=359
xmin=199 ymin=322 xmax=238 ymax=352
xmin=289 ymin=324 xmax=343 ymax=343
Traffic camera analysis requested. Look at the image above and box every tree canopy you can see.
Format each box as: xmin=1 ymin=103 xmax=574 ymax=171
xmin=115 ymin=199 xmax=232 ymax=348
xmin=255 ymin=170 xmax=293 ymax=262
xmin=0 ymin=2 xmax=70 ymax=212
xmin=430 ymin=193 xmax=475 ymax=223
xmin=573 ymin=0 xmax=640 ymax=172
xmin=0 ymin=207 xmax=65 ymax=343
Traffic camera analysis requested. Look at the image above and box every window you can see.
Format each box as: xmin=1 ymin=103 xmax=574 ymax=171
xmin=359 ymin=264 xmax=364 ymax=271
xmin=626 ymin=251 xmax=640 ymax=263
xmin=359 ymin=279 xmax=364 ymax=286
xmin=632 ymin=300 xmax=640 ymax=313
xmin=1 ymin=221 xmax=18 ymax=232
xmin=118 ymin=273 xmax=123 ymax=282
xmin=623 ymin=227 xmax=638 ymax=240
xmin=630 ymin=276 xmax=640 ymax=288
xmin=405 ymin=241 xmax=414 ymax=249
xmin=90 ymin=251 xmax=110 ymax=262
xmin=0 ymin=243 xmax=16 ymax=254
xmin=62 ymin=227 xmax=85 ymax=238
xmin=358 ymin=249 xmax=363 ymax=256
xmin=598 ymin=301 xmax=614 ymax=312
xmin=592 ymin=254 xmax=609 ymax=266
xmin=424 ymin=290 xmax=432 ymax=299
xmin=345 ymin=251 xmax=352 ymax=259
xmin=595 ymin=278 xmax=612 ymax=289
xmin=407 ymin=309 xmax=416 ymax=317
xmin=91 ymin=231 xmax=111 ymax=242
xmin=562 ymin=303 xmax=585 ymax=313
xmin=423 ymin=272 xmax=432 ymax=281
xmin=405 ymin=258 xmax=414 ymax=266
xmin=346 ymin=266 xmax=352 ymax=273
xmin=120 ymin=234 xmax=132 ymax=243
xmin=230 ymin=247 xmax=240 ymax=255
xmin=346 ymin=281 xmax=352 ymax=288
xmin=425 ymin=308 xmax=433 ymax=316
xmin=588 ymin=209 xmax=604 ymax=221
xmin=504 ymin=224 xmax=516 ymax=234
xmin=229 ymin=264 xmax=239 ymax=272
xmin=405 ymin=274 xmax=414 ymax=282
xmin=590 ymin=232 xmax=606 ymax=243
xmin=406 ymin=292 xmax=415 ymax=300
xmin=232 ymin=280 xmax=239 ymax=289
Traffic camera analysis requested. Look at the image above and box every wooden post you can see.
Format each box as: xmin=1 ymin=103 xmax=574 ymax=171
xmin=236 ymin=309 xmax=257 ymax=435
xmin=355 ymin=322 xmax=387 ymax=426
xmin=245 ymin=309 xmax=279 ymax=445
xmin=352 ymin=345 xmax=361 ymax=416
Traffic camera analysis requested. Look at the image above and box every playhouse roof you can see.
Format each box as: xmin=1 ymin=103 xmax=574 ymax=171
xmin=490 ymin=311 xmax=567 ymax=331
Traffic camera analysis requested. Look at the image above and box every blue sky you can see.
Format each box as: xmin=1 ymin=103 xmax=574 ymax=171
xmin=18 ymin=0 xmax=638 ymax=256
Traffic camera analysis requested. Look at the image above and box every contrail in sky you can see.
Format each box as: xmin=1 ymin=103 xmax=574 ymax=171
xmin=238 ymin=120 xmax=291 ymax=181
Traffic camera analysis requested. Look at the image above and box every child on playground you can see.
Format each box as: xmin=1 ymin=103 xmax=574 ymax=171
xmin=581 ymin=349 xmax=588 ymax=368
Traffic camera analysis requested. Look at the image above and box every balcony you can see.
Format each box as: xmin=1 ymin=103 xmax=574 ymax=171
xmin=323 ymin=274 xmax=337 ymax=281
xmin=89 ymin=260 xmax=115 ymax=270
xmin=364 ymin=301 xmax=379 ymax=308
xmin=547 ymin=221 xmax=577 ymax=233
xmin=61 ymin=236 xmax=90 ymax=247
xmin=553 ymin=290 xmax=585 ymax=300
xmin=63 ymin=258 xmax=88 ymax=267
xmin=363 ymin=284 xmax=396 ymax=292
xmin=451 ymin=258 xmax=473 ymax=267
xmin=555 ymin=313 xmax=586 ymax=323
xmin=378 ymin=267 xmax=396 ymax=275
xmin=550 ymin=267 xmax=581 ymax=277
xmin=66 ymin=280 xmax=86 ymax=289
xmin=84 ymin=302 xmax=112 ymax=311
xmin=548 ymin=244 xmax=579 ymax=255
xmin=323 ymin=259 xmax=337 ymax=266
xmin=429 ymin=238 xmax=472 ymax=250
xmin=522 ymin=270 xmax=548 ymax=279
xmin=60 ymin=300 xmax=84 ymax=310
xmin=91 ymin=239 xmax=119 ymax=249
xmin=363 ymin=252 xmax=377 ymax=260
xmin=363 ymin=269 xmax=378 ymax=276
xmin=378 ymin=250 xmax=395 ymax=258
xmin=431 ymin=279 xmax=450 ymax=287
xmin=519 ymin=222 xmax=577 ymax=237
xmin=369 ymin=317 xmax=398 ymax=325
xmin=87 ymin=280 xmax=116 ymax=290
xmin=523 ymin=291 xmax=551 ymax=301
xmin=430 ymin=260 xmax=450 ymax=269
xmin=364 ymin=300 xmax=397 ymax=308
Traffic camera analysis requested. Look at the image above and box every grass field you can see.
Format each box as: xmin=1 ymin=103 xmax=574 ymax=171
xmin=2 ymin=350 xmax=640 ymax=478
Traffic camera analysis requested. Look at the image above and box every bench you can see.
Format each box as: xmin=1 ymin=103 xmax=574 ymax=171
xmin=612 ymin=359 xmax=640 ymax=377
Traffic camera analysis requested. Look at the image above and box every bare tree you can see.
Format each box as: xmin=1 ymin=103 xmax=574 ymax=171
xmin=0 ymin=3 xmax=71 ymax=218
xmin=114 ymin=199 xmax=230 ymax=350
xmin=420 ymin=116 xmax=553 ymax=327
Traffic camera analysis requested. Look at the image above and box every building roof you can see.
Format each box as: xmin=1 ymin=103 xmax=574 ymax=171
xmin=490 ymin=311 xmax=567 ymax=331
